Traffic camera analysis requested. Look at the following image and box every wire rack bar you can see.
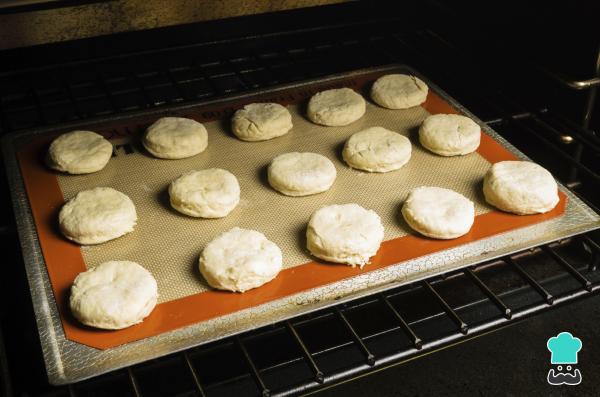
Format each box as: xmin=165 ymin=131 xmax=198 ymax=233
xmin=422 ymin=281 xmax=469 ymax=334
xmin=542 ymin=245 xmax=593 ymax=292
xmin=379 ymin=294 xmax=423 ymax=349
xmin=335 ymin=307 xmax=376 ymax=366
xmin=182 ymin=351 xmax=207 ymax=397
xmin=505 ymin=256 xmax=554 ymax=305
xmin=581 ymin=235 xmax=600 ymax=273
xmin=285 ymin=321 xmax=324 ymax=383
xmin=236 ymin=336 xmax=271 ymax=397
xmin=127 ymin=368 xmax=142 ymax=397
xmin=465 ymin=268 xmax=512 ymax=319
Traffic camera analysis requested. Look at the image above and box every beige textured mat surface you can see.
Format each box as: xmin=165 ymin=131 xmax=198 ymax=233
xmin=57 ymin=102 xmax=493 ymax=303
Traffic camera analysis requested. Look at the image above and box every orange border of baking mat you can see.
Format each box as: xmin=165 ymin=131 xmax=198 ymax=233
xmin=17 ymin=87 xmax=566 ymax=349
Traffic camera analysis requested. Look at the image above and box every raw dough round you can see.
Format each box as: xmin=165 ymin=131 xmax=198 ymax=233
xmin=402 ymin=186 xmax=475 ymax=239
xmin=70 ymin=261 xmax=158 ymax=330
xmin=169 ymin=168 xmax=240 ymax=218
xmin=343 ymin=126 xmax=412 ymax=172
xmin=199 ymin=227 xmax=283 ymax=292
xmin=47 ymin=130 xmax=112 ymax=174
xmin=307 ymin=88 xmax=366 ymax=126
xmin=268 ymin=152 xmax=337 ymax=196
xmin=306 ymin=203 xmax=384 ymax=267
xmin=143 ymin=117 xmax=208 ymax=159
xmin=371 ymin=74 xmax=428 ymax=109
xmin=231 ymin=102 xmax=293 ymax=141
xmin=483 ymin=161 xmax=559 ymax=215
xmin=59 ymin=187 xmax=137 ymax=245
xmin=419 ymin=114 xmax=481 ymax=156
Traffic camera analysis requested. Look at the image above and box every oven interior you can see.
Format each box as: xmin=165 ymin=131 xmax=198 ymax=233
xmin=1 ymin=2 xmax=599 ymax=396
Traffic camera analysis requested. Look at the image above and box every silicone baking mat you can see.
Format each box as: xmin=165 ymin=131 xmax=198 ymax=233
xmin=6 ymin=65 xmax=598 ymax=384
xmin=17 ymin=69 xmax=566 ymax=347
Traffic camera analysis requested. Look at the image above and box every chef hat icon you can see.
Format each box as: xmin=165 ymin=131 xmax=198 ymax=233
xmin=547 ymin=332 xmax=582 ymax=364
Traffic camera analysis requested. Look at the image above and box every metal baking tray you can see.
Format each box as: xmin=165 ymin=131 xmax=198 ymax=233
xmin=3 ymin=64 xmax=600 ymax=384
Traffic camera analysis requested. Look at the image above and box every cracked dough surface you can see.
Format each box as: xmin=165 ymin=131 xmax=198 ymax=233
xmin=47 ymin=130 xmax=112 ymax=174
xmin=371 ymin=74 xmax=428 ymax=109
xmin=231 ymin=102 xmax=293 ymax=141
xmin=199 ymin=227 xmax=283 ymax=292
xmin=70 ymin=261 xmax=158 ymax=330
xmin=169 ymin=168 xmax=240 ymax=218
xmin=419 ymin=114 xmax=481 ymax=156
xmin=483 ymin=161 xmax=559 ymax=214
xmin=268 ymin=152 xmax=336 ymax=196
xmin=143 ymin=117 xmax=208 ymax=159
xmin=402 ymin=186 xmax=475 ymax=239
xmin=59 ymin=187 xmax=137 ymax=245
xmin=306 ymin=203 xmax=384 ymax=267
xmin=307 ymin=88 xmax=366 ymax=126
xmin=343 ymin=126 xmax=412 ymax=172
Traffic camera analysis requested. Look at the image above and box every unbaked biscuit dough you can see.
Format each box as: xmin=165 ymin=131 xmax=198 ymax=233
xmin=69 ymin=261 xmax=158 ymax=330
xmin=402 ymin=186 xmax=475 ymax=239
xmin=169 ymin=168 xmax=240 ymax=218
xmin=47 ymin=130 xmax=113 ymax=174
xmin=143 ymin=117 xmax=208 ymax=159
xmin=343 ymin=126 xmax=412 ymax=172
xmin=231 ymin=102 xmax=293 ymax=141
xmin=419 ymin=114 xmax=481 ymax=156
xmin=483 ymin=161 xmax=559 ymax=215
xmin=306 ymin=203 xmax=384 ymax=267
xmin=199 ymin=227 xmax=283 ymax=292
xmin=307 ymin=88 xmax=366 ymax=126
xmin=268 ymin=152 xmax=337 ymax=196
xmin=371 ymin=74 xmax=428 ymax=109
xmin=59 ymin=187 xmax=137 ymax=245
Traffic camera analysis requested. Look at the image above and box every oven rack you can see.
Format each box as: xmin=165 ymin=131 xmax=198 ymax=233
xmin=1 ymin=7 xmax=600 ymax=396
xmin=3 ymin=235 xmax=597 ymax=397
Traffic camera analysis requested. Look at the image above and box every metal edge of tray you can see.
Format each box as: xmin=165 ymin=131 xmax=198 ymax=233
xmin=2 ymin=64 xmax=600 ymax=385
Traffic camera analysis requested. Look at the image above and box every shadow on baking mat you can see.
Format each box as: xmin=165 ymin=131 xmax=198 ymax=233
xmin=257 ymin=164 xmax=271 ymax=190
xmin=156 ymin=186 xmax=190 ymax=218
xmin=189 ymin=255 xmax=212 ymax=291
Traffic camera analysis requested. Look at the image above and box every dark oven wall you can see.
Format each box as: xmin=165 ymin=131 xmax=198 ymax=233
xmin=1 ymin=2 xmax=599 ymax=396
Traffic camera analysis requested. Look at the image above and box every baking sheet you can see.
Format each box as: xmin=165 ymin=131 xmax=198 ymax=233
xmin=3 ymin=65 xmax=599 ymax=384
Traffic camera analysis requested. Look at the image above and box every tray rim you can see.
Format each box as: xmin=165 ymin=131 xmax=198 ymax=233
xmin=3 ymin=63 xmax=600 ymax=385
